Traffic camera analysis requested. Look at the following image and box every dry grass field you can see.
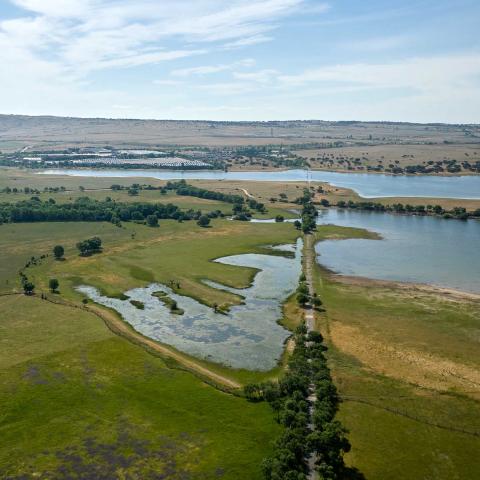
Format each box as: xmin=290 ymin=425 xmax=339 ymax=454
xmin=1 ymin=115 xmax=479 ymax=151
xmin=296 ymin=143 xmax=480 ymax=173
xmin=2 ymin=167 xmax=479 ymax=212
xmin=312 ymin=265 xmax=480 ymax=480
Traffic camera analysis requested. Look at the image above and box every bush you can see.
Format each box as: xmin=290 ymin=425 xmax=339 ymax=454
xmin=197 ymin=215 xmax=210 ymax=227
xmin=23 ymin=281 xmax=35 ymax=295
xmin=146 ymin=214 xmax=158 ymax=227
xmin=77 ymin=236 xmax=102 ymax=256
xmin=53 ymin=245 xmax=64 ymax=260
xmin=49 ymin=278 xmax=59 ymax=292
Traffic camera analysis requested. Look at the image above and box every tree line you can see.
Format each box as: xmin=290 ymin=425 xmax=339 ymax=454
xmin=318 ymin=199 xmax=480 ymax=220
xmin=165 ymin=180 xmax=267 ymax=217
xmin=113 ymin=181 xmax=268 ymax=217
xmin=1 ymin=186 xmax=67 ymax=194
xmin=0 ymin=196 xmax=224 ymax=226
xmin=164 ymin=180 xmax=245 ymax=204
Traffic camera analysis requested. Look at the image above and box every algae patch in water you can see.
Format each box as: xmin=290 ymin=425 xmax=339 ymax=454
xmin=77 ymin=239 xmax=303 ymax=371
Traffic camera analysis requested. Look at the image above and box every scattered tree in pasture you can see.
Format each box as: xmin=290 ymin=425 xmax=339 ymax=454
xmin=49 ymin=278 xmax=59 ymax=292
xmin=197 ymin=215 xmax=210 ymax=227
xmin=23 ymin=281 xmax=35 ymax=295
xmin=146 ymin=214 xmax=158 ymax=227
xmin=76 ymin=236 xmax=102 ymax=256
xmin=53 ymin=245 xmax=64 ymax=260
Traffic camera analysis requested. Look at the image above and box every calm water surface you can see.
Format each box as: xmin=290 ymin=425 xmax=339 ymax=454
xmin=77 ymin=240 xmax=302 ymax=370
xmin=316 ymin=210 xmax=480 ymax=293
xmin=41 ymin=168 xmax=480 ymax=199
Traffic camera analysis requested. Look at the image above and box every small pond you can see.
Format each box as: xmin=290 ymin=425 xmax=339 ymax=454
xmin=77 ymin=239 xmax=302 ymax=370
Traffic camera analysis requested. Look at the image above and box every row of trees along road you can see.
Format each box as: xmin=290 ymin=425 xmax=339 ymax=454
xmin=244 ymin=322 xmax=360 ymax=479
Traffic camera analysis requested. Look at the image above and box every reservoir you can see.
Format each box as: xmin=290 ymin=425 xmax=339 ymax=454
xmin=315 ymin=209 xmax=480 ymax=293
xmin=41 ymin=168 xmax=480 ymax=199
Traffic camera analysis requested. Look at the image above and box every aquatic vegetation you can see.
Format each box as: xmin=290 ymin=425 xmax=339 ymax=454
xmin=77 ymin=239 xmax=303 ymax=370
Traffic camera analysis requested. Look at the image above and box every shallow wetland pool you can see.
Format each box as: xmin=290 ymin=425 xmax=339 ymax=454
xmin=78 ymin=239 xmax=302 ymax=370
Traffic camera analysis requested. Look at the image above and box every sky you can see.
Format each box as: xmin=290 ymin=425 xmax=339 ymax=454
xmin=0 ymin=0 xmax=479 ymax=123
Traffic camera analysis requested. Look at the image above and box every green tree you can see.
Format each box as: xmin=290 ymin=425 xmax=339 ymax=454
xmin=49 ymin=278 xmax=59 ymax=292
xmin=312 ymin=296 xmax=323 ymax=309
xmin=197 ymin=215 xmax=210 ymax=227
xmin=53 ymin=245 xmax=64 ymax=260
xmin=146 ymin=214 xmax=158 ymax=227
xmin=297 ymin=283 xmax=309 ymax=295
xmin=77 ymin=236 xmax=102 ymax=256
xmin=296 ymin=292 xmax=309 ymax=307
xmin=23 ymin=281 xmax=35 ymax=295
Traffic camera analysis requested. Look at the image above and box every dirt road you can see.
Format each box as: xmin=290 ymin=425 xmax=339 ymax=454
xmin=42 ymin=295 xmax=241 ymax=390
xmin=303 ymin=234 xmax=319 ymax=480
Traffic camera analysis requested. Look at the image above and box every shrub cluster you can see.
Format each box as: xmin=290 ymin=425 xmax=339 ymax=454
xmin=295 ymin=189 xmax=318 ymax=233
xmin=295 ymin=277 xmax=322 ymax=310
xmin=76 ymin=236 xmax=102 ymax=256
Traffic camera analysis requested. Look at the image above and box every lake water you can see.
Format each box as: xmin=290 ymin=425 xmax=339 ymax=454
xmin=315 ymin=209 xmax=480 ymax=293
xmin=77 ymin=240 xmax=302 ymax=370
xmin=41 ymin=168 xmax=480 ymax=199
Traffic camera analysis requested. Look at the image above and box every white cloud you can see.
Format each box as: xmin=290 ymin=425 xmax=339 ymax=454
xmin=171 ymin=59 xmax=255 ymax=77
xmin=2 ymin=0 xmax=303 ymax=77
xmin=198 ymin=81 xmax=260 ymax=95
xmin=278 ymin=54 xmax=480 ymax=92
xmin=340 ymin=34 xmax=410 ymax=52
xmin=153 ymin=79 xmax=185 ymax=86
xmin=12 ymin=0 xmax=91 ymax=17
xmin=233 ymin=69 xmax=278 ymax=83
xmin=1 ymin=1 xmax=478 ymax=123
xmin=223 ymin=34 xmax=273 ymax=49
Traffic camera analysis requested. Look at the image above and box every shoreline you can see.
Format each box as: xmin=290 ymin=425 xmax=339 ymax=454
xmin=317 ymin=262 xmax=480 ymax=302
xmin=2 ymin=163 xmax=479 ymax=178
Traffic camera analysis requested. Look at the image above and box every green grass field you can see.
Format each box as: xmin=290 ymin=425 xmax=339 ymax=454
xmin=312 ymin=262 xmax=480 ymax=480
xmin=0 ymin=295 xmax=281 ymax=479
xmin=3 ymin=167 xmax=480 ymax=479
xmin=0 ymin=201 xmax=314 ymax=478
xmin=30 ymin=219 xmax=298 ymax=306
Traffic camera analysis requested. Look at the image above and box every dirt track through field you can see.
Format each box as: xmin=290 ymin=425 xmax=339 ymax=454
xmin=239 ymin=188 xmax=254 ymax=199
xmin=39 ymin=294 xmax=241 ymax=390
xmin=303 ymin=234 xmax=319 ymax=480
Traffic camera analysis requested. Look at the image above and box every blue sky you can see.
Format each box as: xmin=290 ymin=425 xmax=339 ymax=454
xmin=0 ymin=0 xmax=479 ymax=122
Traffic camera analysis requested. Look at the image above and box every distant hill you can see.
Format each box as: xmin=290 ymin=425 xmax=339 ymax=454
xmin=0 ymin=114 xmax=478 ymax=152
